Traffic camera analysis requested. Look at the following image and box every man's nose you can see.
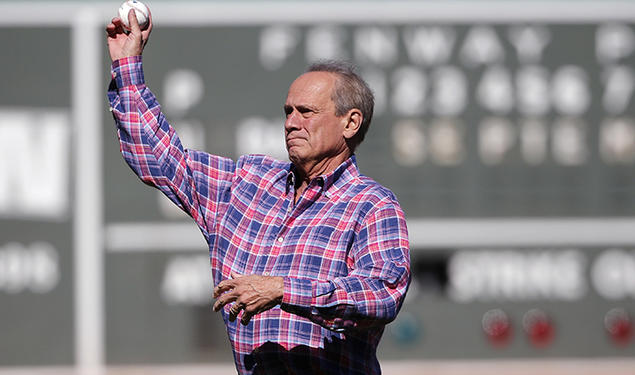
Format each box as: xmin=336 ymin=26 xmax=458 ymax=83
xmin=284 ymin=111 xmax=301 ymax=131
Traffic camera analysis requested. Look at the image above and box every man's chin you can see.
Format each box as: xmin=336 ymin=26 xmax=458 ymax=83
xmin=287 ymin=152 xmax=300 ymax=165
xmin=287 ymin=149 xmax=309 ymax=166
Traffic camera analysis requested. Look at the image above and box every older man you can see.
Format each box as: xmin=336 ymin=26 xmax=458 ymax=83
xmin=106 ymin=10 xmax=410 ymax=375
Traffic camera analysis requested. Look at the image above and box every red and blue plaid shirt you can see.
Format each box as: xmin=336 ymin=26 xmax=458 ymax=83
xmin=108 ymin=56 xmax=410 ymax=375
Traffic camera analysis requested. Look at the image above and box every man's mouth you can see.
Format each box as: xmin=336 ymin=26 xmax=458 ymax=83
xmin=285 ymin=137 xmax=305 ymax=145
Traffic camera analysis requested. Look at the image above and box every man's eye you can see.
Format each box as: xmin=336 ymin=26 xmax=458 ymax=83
xmin=299 ymin=108 xmax=314 ymax=116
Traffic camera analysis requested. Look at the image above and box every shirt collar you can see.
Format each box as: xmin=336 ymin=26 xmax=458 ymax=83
xmin=286 ymin=155 xmax=359 ymax=197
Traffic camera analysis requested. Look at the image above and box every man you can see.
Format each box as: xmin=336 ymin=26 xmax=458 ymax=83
xmin=106 ymin=9 xmax=410 ymax=375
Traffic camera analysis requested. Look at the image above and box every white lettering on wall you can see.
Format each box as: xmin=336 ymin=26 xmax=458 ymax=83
xmin=521 ymin=119 xmax=548 ymax=165
xmin=431 ymin=66 xmax=467 ymax=116
xmin=391 ymin=117 xmax=598 ymax=167
xmin=448 ymin=249 xmax=587 ymax=302
xmin=479 ymin=117 xmax=515 ymax=165
xmin=163 ymin=69 xmax=204 ymax=118
xmin=354 ymin=26 xmax=398 ymax=67
xmin=306 ymin=25 xmax=348 ymax=62
xmin=596 ymin=23 xmax=635 ymax=64
xmin=552 ymin=66 xmax=591 ymax=115
xmin=0 ymin=242 xmax=60 ymax=294
xmin=429 ymin=119 xmax=464 ymax=166
xmin=516 ymin=66 xmax=550 ymax=116
xmin=600 ymin=118 xmax=635 ymax=164
xmin=477 ymin=66 xmax=513 ymax=114
xmin=460 ymin=26 xmax=505 ymax=67
xmin=0 ymin=109 xmax=69 ymax=219
xmin=260 ymin=25 xmax=300 ymax=70
xmin=508 ymin=25 xmax=551 ymax=64
xmin=602 ymin=66 xmax=634 ymax=114
xmin=403 ymin=26 xmax=456 ymax=66
xmin=361 ymin=68 xmax=387 ymax=116
xmin=592 ymin=249 xmax=635 ymax=300
xmin=391 ymin=66 xmax=427 ymax=116
xmin=253 ymin=23 xmax=635 ymax=168
xmin=392 ymin=120 xmax=426 ymax=166
xmin=552 ymin=118 xmax=588 ymax=166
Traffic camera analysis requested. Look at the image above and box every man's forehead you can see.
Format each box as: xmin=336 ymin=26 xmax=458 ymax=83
xmin=288 ymin=71 xmax=336 ymax=96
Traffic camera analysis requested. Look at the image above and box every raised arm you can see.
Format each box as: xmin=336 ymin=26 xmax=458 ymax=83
xmin=105 ymin=8 xmax=235 ymax=234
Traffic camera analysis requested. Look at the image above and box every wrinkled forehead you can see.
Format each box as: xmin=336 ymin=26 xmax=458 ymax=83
xmin=286 ymin=71 xmax=337 ymax=103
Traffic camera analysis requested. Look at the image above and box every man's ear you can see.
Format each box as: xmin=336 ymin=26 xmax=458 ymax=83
xmin=342 ymin=109 xmax=362 ymax=140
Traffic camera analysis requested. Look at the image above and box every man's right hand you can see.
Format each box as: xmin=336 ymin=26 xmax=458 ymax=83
xmin=106 ymin=8 xmax=153 ymax=62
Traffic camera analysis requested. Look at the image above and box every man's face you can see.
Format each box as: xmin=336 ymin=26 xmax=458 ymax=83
xmin=284 ymin=72 xmax=349 ymax=168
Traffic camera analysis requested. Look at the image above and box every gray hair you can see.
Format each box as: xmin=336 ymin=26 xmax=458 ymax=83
xmin=307 ymin=60 xmax=374 ymax=150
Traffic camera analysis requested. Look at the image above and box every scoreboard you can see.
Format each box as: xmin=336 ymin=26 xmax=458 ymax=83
xmin=1 ymin=1 xmax=634 ymax=371
xmin=0 ymin=25 xmax=73 ymax=365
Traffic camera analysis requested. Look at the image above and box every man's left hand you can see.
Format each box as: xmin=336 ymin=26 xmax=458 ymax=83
xmin=213 ymin=272 xmax=284 ymax=325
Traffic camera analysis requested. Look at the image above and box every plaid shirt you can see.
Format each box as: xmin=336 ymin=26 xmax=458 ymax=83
xmin=108 ymin=56 xmax=410 ymax=375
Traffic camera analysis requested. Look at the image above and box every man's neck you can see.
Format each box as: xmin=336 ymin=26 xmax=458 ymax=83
xmin=293 ymin=152 xmax=351 ymax=203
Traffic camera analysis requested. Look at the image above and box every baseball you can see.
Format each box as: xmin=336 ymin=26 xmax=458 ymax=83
xmin=119 ymin=0 xmax=149 ymax=30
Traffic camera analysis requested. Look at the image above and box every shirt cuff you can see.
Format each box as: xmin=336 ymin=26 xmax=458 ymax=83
xmin=282 ymin=277 xmax=335 ymax=307
xmin=111 ymin=55 xmax=145 ymax=88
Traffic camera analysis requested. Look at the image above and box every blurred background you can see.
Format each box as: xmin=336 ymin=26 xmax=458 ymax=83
xmin=0 ymin=0 xmax=634 ymax=374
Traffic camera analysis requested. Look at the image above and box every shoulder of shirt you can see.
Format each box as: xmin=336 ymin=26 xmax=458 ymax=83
xmin=235 ymin=154 xmax=290 ymax=175
xmin=338 ymin=174 xmax=406 ymax=232
xmin=341 ymin=173 xmax=401 ymax=210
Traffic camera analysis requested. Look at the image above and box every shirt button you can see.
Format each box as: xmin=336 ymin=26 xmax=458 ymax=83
xmin=277 ymin=236 xmax=284 ymax=243
xmin=263 ymin=272 xmax=270 ymax=276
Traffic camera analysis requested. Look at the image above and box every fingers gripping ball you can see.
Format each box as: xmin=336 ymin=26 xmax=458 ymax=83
xmin=119 ymin=0 xmax=149 ymax=30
